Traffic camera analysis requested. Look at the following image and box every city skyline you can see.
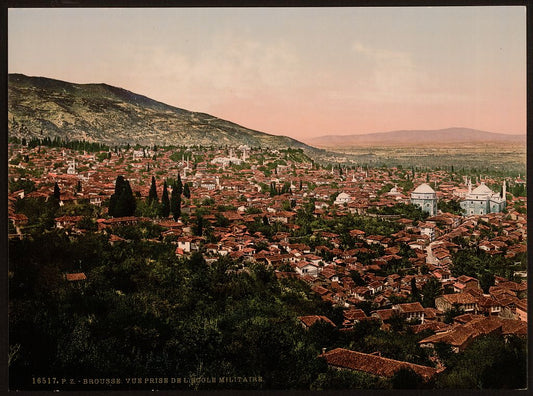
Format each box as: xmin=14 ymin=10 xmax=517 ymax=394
xmin=8 ymin=7 xmax=527 ymax=140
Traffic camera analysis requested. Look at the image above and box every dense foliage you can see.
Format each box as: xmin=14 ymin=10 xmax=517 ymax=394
xmin=451 ymin=248 xmax=527 ymax=281
xmin=9 ymin=231 xmax=335 ymax=390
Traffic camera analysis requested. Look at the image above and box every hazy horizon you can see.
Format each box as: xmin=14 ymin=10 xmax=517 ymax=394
xmin=9 ymin=7 xmax=526 ymax=140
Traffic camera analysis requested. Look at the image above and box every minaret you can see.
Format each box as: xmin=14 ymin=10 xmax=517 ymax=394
xmin=468 ymin=178 xmax=472 ymax=194
xmin=502 ymin=180 xmax=506 ymax=200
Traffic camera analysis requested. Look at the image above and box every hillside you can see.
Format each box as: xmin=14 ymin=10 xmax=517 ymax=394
xmin=8 ymin=73 xmax=314 ymax=150
xmin=306 ymin=128 xmax=526 ymax=148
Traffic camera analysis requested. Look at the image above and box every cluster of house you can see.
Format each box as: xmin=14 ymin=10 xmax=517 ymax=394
xmin=298 ymin=270 xmax=526 ymax=381
xmin=8 ymin=142 xmax=528 ymax=381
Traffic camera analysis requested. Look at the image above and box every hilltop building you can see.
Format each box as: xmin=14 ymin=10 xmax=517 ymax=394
xmin=211 ymin=148 xmax=244 ymax=167
xmin=411 ymin=183 xmax=437 ymax=216
xmin=460 ymin=180 xmax=506 ymax=215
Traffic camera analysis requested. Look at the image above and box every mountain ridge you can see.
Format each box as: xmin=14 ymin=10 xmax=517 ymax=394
xmin=8 ymin=73 xmax=315 ymax=150
xmin=305 ymin=127 xmax=525 ymax=147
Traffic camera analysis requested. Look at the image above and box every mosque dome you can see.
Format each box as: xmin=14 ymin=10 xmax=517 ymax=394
xmin=412 ymin=183 xmax=436 ymax=194
xmin=471 ymin=183 xmax=493 ymax=195
xmin=336 ymin=192 xmax=351 ymax=200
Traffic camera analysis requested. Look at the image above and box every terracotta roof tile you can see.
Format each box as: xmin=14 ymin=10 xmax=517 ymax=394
xmin=320 ymin=348 xmax=438 ymax=379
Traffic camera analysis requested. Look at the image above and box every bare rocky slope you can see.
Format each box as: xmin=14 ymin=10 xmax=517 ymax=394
xmin=8 ymin=73 xmax=315 ymax=151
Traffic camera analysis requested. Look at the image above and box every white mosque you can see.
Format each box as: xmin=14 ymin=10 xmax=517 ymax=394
xmin=460 ymin=180 xmax=506 ymax=215
xmin=410 ymin=183 xmax=437 ymax=216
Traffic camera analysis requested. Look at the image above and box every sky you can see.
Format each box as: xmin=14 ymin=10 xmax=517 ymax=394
xmin=8 ymin=7 xmax=527 ymax=141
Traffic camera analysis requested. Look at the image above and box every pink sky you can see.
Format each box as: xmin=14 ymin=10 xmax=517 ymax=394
xmin=9 ymin=7 xmax=526 ymax=140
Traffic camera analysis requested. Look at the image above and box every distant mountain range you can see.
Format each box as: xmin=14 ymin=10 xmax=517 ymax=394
xmin=8 ymin=74 xmax=525 ymax=152
xmin=8 ymin=73 xmax=313 ymax=150
xmin=305 ymin=128 xmax=526 ymax=148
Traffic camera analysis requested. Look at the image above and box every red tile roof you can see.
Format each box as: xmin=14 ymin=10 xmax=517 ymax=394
xmin=298 ymin=315 xmax=336 ymax=328
xmin=320 ymin=348 xmax=438 ymax=380
xmin=65 ymin=272 xmax=87 ymax=281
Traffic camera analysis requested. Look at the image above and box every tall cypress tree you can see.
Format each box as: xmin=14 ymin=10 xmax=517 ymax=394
xmin=115 ymin=180 xmax=136 ymax=217
xmin=411 ymin=278 xmax=420 ymax=302
xmin=148 ymin=176 xmax=158 ymax=203
xmin=53 ymin=182 xmax=61 ymax=201
xmin=124 ymin=180 xmax=136 ymax=216
xmin=194 ymin=214 xmax=204 ymax=236
xmin=173 ymin=195 xmax=181 ymax=221
xmin=176 ymin=174 xmax=183 ymax=195
xmin=170 ymin=183 xmax=181 ymax=221
xmin=109 ymin=176 xmax=136 ymax=217
xmin=160 ymin=181 xmax=170 ymax=218
xmin=109 ymin=176 xmax=125 ymax=217
xmin=183 ymin=183 xmax=191 ymax=199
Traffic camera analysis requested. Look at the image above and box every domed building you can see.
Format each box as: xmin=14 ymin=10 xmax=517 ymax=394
xmin=410 ymin=183 xmax=437 ymax=216
xmin=334 ymin=192 xmax=352 ymax=205
xmin=460 ymin=180 xmax=506 ymax=215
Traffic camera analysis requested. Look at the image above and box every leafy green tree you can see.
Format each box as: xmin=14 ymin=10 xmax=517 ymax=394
xmin=135 ymin=199 xmax=160 ymax=218
xmin=479 ymin=272 xmax=495 ymax=294
xmin=421 ymin=278 xmax=442 ymax=308
xmin=391 ymin=367 xmax=425 ymax=389
xmin=76 ymin=216 xmax=97 ymax=231
xmin=389 ymin=311 xmax=407 ymax=332
xmin=214 ymin=212 xmax=230 ymax=227
xmin=350 ymin=271 xmax=366 ymax=286
xmin=438 ymin=199 xmax=463 ymax=215
xmin=443 ymin=305 xmax=464 ymax=324
xmin=9 ymin=178 xmax=36 ymax=194
xmin=311 ymin=368 xmax=387 ymax=390
xmin=281 ymin=200 xmax=292 ymax=211
xmin=436 ymin=335 xmax=527 ymax=389
xmin=306 ymin=320 xmax=338 ymax=349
